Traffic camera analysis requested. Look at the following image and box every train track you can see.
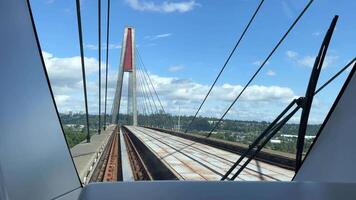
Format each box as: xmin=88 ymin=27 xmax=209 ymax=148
xmin=90 ymin=126 xmax=122 ymax=182
xmin=122 ymin=127 xmax=153 ymax=180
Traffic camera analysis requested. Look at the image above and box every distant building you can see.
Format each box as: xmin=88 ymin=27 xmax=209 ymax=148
xmin=65 ymin=124 xmax=84 ymax=129
xmin=270 ymin=139 xmax=282 ymax=144
xmin=208 ymin=120 xmax=218 ymax=125
xmin=280 ymin=134 xmax=316 ymax=139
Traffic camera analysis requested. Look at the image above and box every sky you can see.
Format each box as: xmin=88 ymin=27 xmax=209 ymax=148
xmin=30 ymin=0 xmax=356 ymax=124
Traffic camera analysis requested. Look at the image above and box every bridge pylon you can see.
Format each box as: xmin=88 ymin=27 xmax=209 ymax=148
xmin=112 ymin=27 xmax=137 ymax=126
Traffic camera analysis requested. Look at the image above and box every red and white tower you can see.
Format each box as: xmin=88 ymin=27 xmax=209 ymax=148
xmin=112 ymin=27 xmax=137 ymax=125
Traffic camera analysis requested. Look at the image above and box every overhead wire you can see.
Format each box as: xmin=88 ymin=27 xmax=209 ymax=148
xmin=222 ymin=58 xmax=355 ymax=180
xmin=184 ymin=0 xmax=265 ymax=133
xmin=314 ymin=57 xmax=356 ymax=95
xmin=207 ymin=0 xmax=314 ymax=138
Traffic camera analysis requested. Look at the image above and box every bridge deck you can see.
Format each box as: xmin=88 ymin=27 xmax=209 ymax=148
xmin=126 ymin=126 xmax=294 ymax=181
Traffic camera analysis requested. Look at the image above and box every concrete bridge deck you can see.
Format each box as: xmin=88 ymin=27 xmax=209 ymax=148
xmin=125 ymin=126 xmax=294 ymax=181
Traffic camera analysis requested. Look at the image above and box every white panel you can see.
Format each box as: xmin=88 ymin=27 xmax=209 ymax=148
xmin=295 ymin=66 xmax=356 ymax=182
xmin=0 ymin=1 xmax=81 ymax=200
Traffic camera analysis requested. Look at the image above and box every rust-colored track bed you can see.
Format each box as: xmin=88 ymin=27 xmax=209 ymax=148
xmin=90 ymin=126 xmax=122 ymax=182
xmin=122 ymin=127 xmax=153 ymax=180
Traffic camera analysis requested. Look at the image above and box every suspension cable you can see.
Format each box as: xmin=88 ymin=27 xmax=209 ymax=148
xmin=103 ymin=0 xmax=111 ymax=130
xmin=314 ymin=57 xmax=356 ymax=95
xmin=138 ymin=63 xmax=174 ymax=128
xmin=142 ymin=67 xmax=166 ymax=112
xmin=138 ymin=68 xmax=158 ymax=126
xmin=137 ymin=47 xmax=177 ymax=129
xmin=75 ymin=0 xmax=91 ymax=142
xmin=184 ymin=0 xmax=265 ymax=133
xmin=137 ymin=64 xmax=159 ymax=113
xmin=137 ymin=68 xmax=155 ymax=114
xmin=138 ymin=67 xmax=159 ymax=113
xmin=136 ymin=48 xmax=166 ymax=113
xmin=230 ymin=103 xmax=302 ymax=180
xmin=222 ymin=58 xmax=355 ymax=180
xmin=221 ymin=98 xmax=300 ymax=180
xmin=137 ymin=72 xmax=150 ymax=126
xmin=140 ymin=78 xmax=154 ymax=115
xmin=98 ymin=0 xmax=102 ymax=134
xmin=207 ymin=0 xmax=314 ymax=137
xmin=168 ymin=59 xmax=355 ymax=180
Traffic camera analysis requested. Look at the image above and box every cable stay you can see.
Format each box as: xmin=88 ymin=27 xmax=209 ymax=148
xmin=98 ymin=0 xmax=102 ymax=134
xmin=221 ymin=15 xmax=341 ymax=181
xmin=136 ymin=48 xmax=176 ymax=129
xmin=135 ymin=68 xmax=148 ymax=119
xmin=207 ymin=0 xmax=314 ymax=138
xmin=140 ymin=63 xmax=176 ymax=129
xmin=75 ymin=0 xmax=91 ymax=143
xmin=137 ymin=48 xmax=166 ymax=113
xmin=137 ymin=68 xmax=164 ymax=126
xmin=137 ymin=67 xmax=167 ymax=128
xmin=103 ymin=0 xmax=111 ymax=130
xmin=184 ymin=0 xmax=265 ymax=134
xmin=137 ymin=69 xmax=160 ymax=126
xmin=137 ymin=68 xmax=156 ymax=115
xmin=137 ymin=70 xmax=155 ymax=126
xmin=140 ymin=81 xmax=155 ymax=116
xmin=138 ymin=68 xmax=160 ymax=114
xmin=314 ymin=57 xmax=355 ymax=95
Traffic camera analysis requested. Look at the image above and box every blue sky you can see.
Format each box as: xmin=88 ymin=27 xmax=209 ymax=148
xmin=30 ymin=0 xmax=356 ymax=123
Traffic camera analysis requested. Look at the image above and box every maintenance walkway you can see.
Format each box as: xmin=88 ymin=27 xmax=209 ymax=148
xmin=71 ymin=125 xmax=115 ymax=183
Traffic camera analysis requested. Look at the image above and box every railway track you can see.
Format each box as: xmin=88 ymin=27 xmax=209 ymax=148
xmin=89 ymin=125 xmax=184 ymax=182
xmin=122 ymin=127 xmax=153 ymax=180
xmin=90 ymin=126 xmax=122 ymax=182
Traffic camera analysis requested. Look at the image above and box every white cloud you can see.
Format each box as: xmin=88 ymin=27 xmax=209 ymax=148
xmin=43 ymin=51 xmax=297 ymax=121
xmin=85 ymin=43 xmax=121 ymax=50
xmin=42 ymin=51 xmax=112 ymax=113
xmin=125 ymin=0 xmax=199 ymax=13
xmin=144 ymin=33 xmax=172 ymax=40
xmin=285 ymin=50 xmax=338 ymax=68
xmin=43 ymin=52 xmax=335 ymax=123
xmin=42 ymin=51 xmax=99 ymax=86
xmin=45 ymin=0 xmax=55 ymax=4
xmin=301 ymin=55 xmax=338 ymax=68
xmin=155 ymin=33 xmax=172 ymax=38
xmin=281 ymin=1 xmax=294 ymax=19
xmin=286 ymin=50 xmax=298 ymax=59
xmin=55 ymin=95 xmax=71 ymax=104
xmin=253 ymin=60 xmax=269 ymax=66
xmin=312 ymin=31 xmax=321 ymax=37
xmin=298 ymin=55 xmax=315 ymax=68
xmin=144 ymin=73 xmax=295 ymax=106
xmin=141 ymin=73 xmax=300 ymax=121
xmin=168 ymin=65 xmax=184 ymax=72
xmin=266 ymin=69 xmax=276 ymax=76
